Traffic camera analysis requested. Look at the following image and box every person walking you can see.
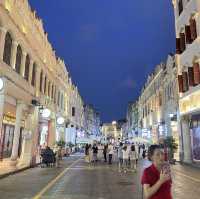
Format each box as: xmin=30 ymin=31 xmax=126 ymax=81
xmin=92 ymin=143 xmax=98 ymax=162
xmin=108 ymin=143 xmax=114 ymax=164
xmin=103 ymin=144 xmax=108 ymax=162
xmin=129 ymin=145 xmax=137 ymax=172
xmin=88 ymin=144 xmax=93 ymax=163
xmin=122 ymin=145 xmax=129 ymax=173
xmin=85 ymin=144 xmax=90 ymax=163
xmin=141 ymin=145 xmax=172 ymax=199
xmin=117 ymin=142 xmax=123 ymax=172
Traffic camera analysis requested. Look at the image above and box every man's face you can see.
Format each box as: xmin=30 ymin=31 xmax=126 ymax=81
xmin=152 ymin=149 xmax=165 ymax=165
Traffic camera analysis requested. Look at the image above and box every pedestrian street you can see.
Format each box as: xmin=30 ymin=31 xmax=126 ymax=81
xmin=0 ymin=154 xmax=200 ymax=199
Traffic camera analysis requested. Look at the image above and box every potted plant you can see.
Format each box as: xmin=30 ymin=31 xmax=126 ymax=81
xmin=164 ymin=136 xmax=178 ymax=164
xmin=56 ymin=139 xmax=66 ymax=148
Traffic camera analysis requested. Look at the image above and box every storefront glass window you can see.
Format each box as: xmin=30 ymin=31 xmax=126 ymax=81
xmin=191 ymin=115 xmax=200 ymax=161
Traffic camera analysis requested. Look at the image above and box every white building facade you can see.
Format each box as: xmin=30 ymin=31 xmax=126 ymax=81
xmin=172 ymin=0 xmax=200 ymax=164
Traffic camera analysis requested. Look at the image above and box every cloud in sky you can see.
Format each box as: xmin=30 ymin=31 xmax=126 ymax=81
xmin=119 ymin=77 xmax=137 ymax=89
xmin=80 ymin=24 xmax=99 ymax=42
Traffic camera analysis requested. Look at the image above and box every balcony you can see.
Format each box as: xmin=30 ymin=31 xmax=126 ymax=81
xmin=176 ymin=0 xmax=200 ymax=32
xmin=179 ymin=37 xmax=200 ymax=66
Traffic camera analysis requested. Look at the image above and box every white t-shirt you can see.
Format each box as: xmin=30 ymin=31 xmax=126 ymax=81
xmin=129 ymin=151 xmax=137 ymax=160
xmin=108 ymin=145 xmax=114 ymax=155
xmin=122 ymin=149 xmax=129 ymax=159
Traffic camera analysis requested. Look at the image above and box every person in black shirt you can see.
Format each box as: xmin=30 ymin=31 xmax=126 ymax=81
xmin=92 ymin=144 xmax=98 ymax=162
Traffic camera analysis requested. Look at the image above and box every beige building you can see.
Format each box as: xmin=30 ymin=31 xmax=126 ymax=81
xmin=102 ymin=122 xmax=122 ymax=143
xmin=139 ymin=63 xmax=165 ymax=143
xmin=162 ymin=54 xmax=180 ymax=160
xmin=172 ymin=0 xmax=200 ymax=164
xmin=0 ymin=0 xmax=84 ymax=171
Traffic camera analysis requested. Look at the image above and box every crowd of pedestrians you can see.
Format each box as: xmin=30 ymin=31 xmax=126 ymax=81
xmin=84 ymin=141 xmax=147 ymax=173
xmin=84 ymin=141 xmax=172 ymax=198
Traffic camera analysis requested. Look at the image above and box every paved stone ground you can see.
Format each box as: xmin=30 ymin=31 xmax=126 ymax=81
xmin=0 ymin=154 xmax=200 ymax=199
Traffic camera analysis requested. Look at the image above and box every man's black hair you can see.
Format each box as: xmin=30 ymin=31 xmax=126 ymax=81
xmin=147 ymin=145 xmax=161 ymax=161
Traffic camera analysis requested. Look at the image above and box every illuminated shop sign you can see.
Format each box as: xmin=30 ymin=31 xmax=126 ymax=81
xmin=57 ymin=117 xmax=65 ymax=125
xmin=42 ymin=109 xmax=51 ymax=118
xmin=3 ymin=114 xmax=25 ymax=126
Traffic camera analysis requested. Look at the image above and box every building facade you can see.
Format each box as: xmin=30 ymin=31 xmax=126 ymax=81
xmin=126 ymin=101 xmax=139 ymax=139
xmin=139 ymin=63 xmax=165 ymax=143
xmin=172 ymin=0 xmax=200 ymax=164
xmin=0 ymin=0 xmax=85 ymax=170
xmin=83 ymin=104 xmax=101 ymax=142
xmin=101 ymin=121 xmax=122 ymax=143
xmin=162 ymin=54 xmax=180 ymax=160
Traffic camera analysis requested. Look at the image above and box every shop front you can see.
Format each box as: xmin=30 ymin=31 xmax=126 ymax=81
xmin=56 ymin=116 xmax=65 ymax=142
xmin=0 ymin=107 xmax=24 ymax=162
xmin=190 ymin=114 xmax=200 ymax=162
xmin=38 ymin=108 xmax=51 ymax=147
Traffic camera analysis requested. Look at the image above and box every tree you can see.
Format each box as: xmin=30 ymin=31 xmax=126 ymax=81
xmin=164 ymin=136 xmax=178 ymax=162
xmin=56 ymin=140 xmax=66 ymax=148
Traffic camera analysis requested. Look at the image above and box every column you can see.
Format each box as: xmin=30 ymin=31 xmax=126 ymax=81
xmin=45 ymin=79 xmax=49 ymax=96
xmin=42 ymin=73 xmax=45 ymax=94
xmin=181 ymin=115 xmax=192 ymax=163
xmin=10 ymin=41 xmax=18 ymax=70
xmin=48 ymin=119 xmax=56 ymax=148
xmin=28 ymin=59 xmax=34 ymax=85
xmin=49 ymin=82 xmax=52 ymax=98
xmin=0 ymin=27 xmax=7 ymax=61
xmin=35 ymin=65 xmax=41 ymax=97
xmin=20 ymin=51 xmax=27 ymax=77
xmin=10 ymin=102 xmax=25 ymax=163
xmin=18 ymin=113 xmax=33 ymax=166
xmin=0 ymin=92 xmax=5 ymax=160
xmin=30 ymin=106 xmax=40 ymax=165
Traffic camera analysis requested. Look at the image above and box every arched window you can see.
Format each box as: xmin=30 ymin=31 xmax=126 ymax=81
xmin=44 ymin=76 xmax=47 ymax=94
xmin=40 ymin=70 xmax=43 ymax=92
xmin=15 ymin=45 xmax=22 ymax=74
xmin=31 ymin=63 xmax=36 ymax=86
xmin=24 ymin=54 xmax=30 ymax=81
xmin=3 ymin=32 xmax=12 ymax=66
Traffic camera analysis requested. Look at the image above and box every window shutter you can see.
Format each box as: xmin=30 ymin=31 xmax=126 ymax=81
xmin=180 ymin=33 xmax=186 ymax=53
xmin=178 ymin=75 xmax=184 ymax=93
xmin=188 ymin=67 xmax=195 ymax=86
xmin=176 ymin=38 xmax=181 ymax=54
xmin=190 ymin=18 xmax=197 ymax=41
xmin=182 ymin=72 xmax=189 ymax=92
xmin=185 ymin=25 xmax=192 ymax=44
xmin=193 ymin=63 xmax=200 ymax=85
xmin=178 ymin=0 xmax=183 ymax=15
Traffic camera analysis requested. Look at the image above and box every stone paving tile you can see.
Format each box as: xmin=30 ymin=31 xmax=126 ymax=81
xmin=0 ymin=156 xmax=81 ymax=199
xmin=0 ymin=156 xmax=200 ymax=199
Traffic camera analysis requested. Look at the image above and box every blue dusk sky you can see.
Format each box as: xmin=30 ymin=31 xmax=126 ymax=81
xmin=28 ymin=0 xmax=175 ymax=122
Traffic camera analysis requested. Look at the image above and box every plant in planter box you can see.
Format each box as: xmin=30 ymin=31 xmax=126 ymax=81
xmin=164 ymin=136 xmax=178 ymax=164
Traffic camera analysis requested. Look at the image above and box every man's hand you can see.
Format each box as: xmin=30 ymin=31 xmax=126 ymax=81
xmin=159 ymin=170 xmax=171 ymax=184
